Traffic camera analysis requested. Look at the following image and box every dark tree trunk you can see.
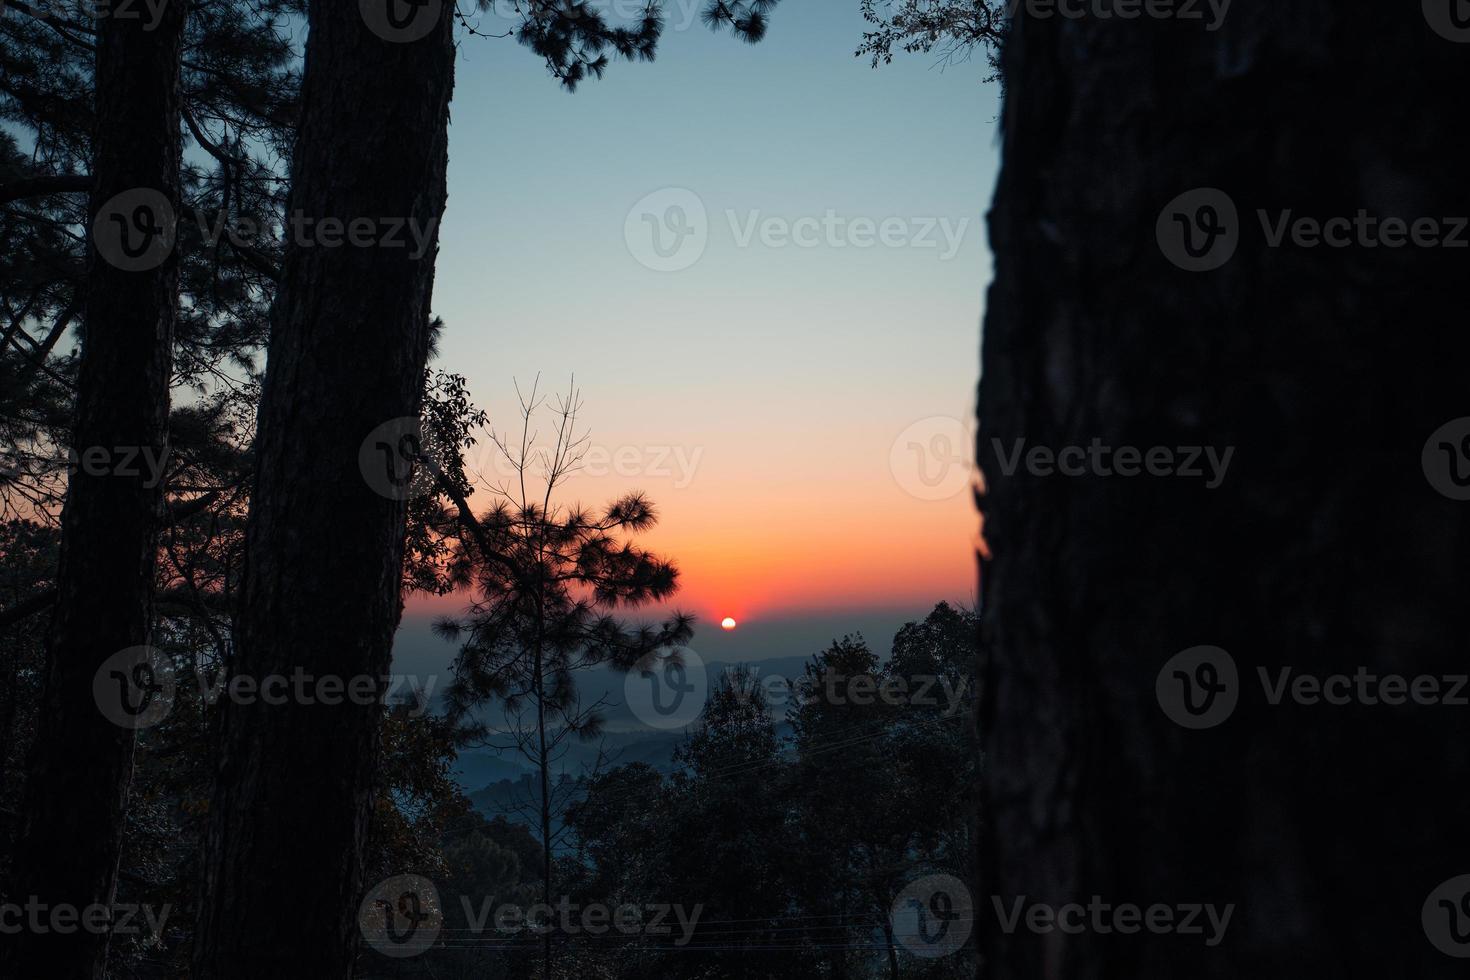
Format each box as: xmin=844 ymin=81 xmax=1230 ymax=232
xmin=192 ymin=2 xmax=455 ymax=976
xmin=0 ymin=4 xmax=185 ymax=977
xmin=977 ymin=5 xmax=1470 ymax=979
xmin=535 ymin=644 xmax=555 ymax=980
xmin=878 ymin=900 xmax=901 ymax=980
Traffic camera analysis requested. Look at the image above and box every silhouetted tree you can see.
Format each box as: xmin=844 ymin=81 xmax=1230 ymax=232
xmin=437 ymin=379 xmax=691 ymax=979
xmin=662 ymin=668 xmax=804 ymax=978
xmin=790 ymin=636 xmax=913 ymax=979
xmin=0 ymin=0 xmax=297 ymax=526
xmin=1 ymin=3 xmax=189 ymax=975
xmin=194 ymin=4 xmax=781 ymax=974
xmin=786 ymin=609 xmax=977 ymax=980
xmin=0 ymin=519 xmax=56 ymax=842
xmin=556 ymin=607 xmax=975 ymax=980
xmin=976 ymin=6 xmax=1470 ymax=978
xmin=1 ymin=4 xmax=298 ymax=977
xmin=886 ymin=602 xmax=976 ymax=873
xmin=858 ymin=0 xmax=1005 ymax=80
xmin=514 ymin=0 xmax=779 ymax=89
xmin=190 ymin=3 xmax=455 ymax=971
xmin=0 ymin=12 xmax=297 ymax=961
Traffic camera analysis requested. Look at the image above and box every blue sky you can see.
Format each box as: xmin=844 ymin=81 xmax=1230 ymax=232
xmin=395 ymin=1 xmax=1002 ymax=677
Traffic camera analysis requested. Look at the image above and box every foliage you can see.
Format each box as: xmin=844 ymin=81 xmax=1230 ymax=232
xmin=0 ymin=1 xmax=299 ymax=521
xmin=857 ymin=0 xmax=1006 ymax=82
xmin=483 ymin=0 xmax=782 ymax=90
xmin=432 ymin=379 xmax=692 ymax=976
xmin=555 ymin=603 xmax=978 ymax=979
xmin=0 ymin=519 xmax=57 ymax=871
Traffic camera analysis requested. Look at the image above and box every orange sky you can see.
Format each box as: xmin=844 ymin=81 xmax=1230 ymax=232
xmin=405 ymin=408 xmax=980 ymax=627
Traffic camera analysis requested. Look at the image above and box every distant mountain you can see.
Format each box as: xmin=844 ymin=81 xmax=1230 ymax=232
xmin=540 ymin=654 xmax=818 ymax=733
xmin=468 ymin=774 xmax=582 ymax=845
xmin=467 ymin=773 xmax=547 ymax=819
xmin=451 ymin=752 xmax=530 ymax=790
xmin=449 ymin=655 xmax=814 ymax=797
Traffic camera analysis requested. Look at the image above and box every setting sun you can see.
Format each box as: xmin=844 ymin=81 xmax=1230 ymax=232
xmin=721 ymin=617 xmax=738 ymax=631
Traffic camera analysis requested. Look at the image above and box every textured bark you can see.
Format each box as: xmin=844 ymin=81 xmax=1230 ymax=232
xmin=976 ymin=5 xmax=1470 ymax=979
xmin=192 ymin=2 xmax=455 ymax=976
xmin=0 ymin=5 xmax=186 ymax=977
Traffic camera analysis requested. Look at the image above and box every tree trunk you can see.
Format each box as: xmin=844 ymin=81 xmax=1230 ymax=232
xmin=535 ymin=641 xmax=555 ymax=980
xmin=0 ymin=4 xmax=186 ymax=976
xmin=192 ymin=2 xmax=455 ymax=976
xmin=879 ymin=898 xmax=901 ymax=980
xmin=977 ymin=6 xmax=1470 ymax=979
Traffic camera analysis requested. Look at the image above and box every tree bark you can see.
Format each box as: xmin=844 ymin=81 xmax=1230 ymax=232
xmin=977 ymin=6 xmax=1470 ymax=979
xmin=192 ymin=2 xmax=455 ymax=976
xmin=0 ymin=4 xmax=186 ymax=977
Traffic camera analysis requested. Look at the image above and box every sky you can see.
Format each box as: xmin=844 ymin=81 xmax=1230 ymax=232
xmin=393 ymin=1 xmax=1002 ymax=675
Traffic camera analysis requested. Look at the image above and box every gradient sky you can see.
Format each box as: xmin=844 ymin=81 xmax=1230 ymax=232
xmin=396 ymin=2 xmax=1001 ymax=671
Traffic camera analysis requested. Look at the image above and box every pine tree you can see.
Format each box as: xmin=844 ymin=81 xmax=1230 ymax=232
xmin=1 ymin=2 xmax=189 ymax=975
xmin=857 ymin=0 xmax=1006 ymax=81
xmin=2 ymin=3 xmax=785 ymax=974
xmin=977 ymin=6 xmax=1470 ymax=977
xmin=1 ymin=6 xmax=297 ymax=974
xmin=435 ymin=379 xmax=691 ymax=980
xmin=195 ymin=4 xmax=782 ymax=976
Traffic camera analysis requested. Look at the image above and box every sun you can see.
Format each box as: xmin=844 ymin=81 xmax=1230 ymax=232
xmin=720 ymin=617 xmax=738 ymax=631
